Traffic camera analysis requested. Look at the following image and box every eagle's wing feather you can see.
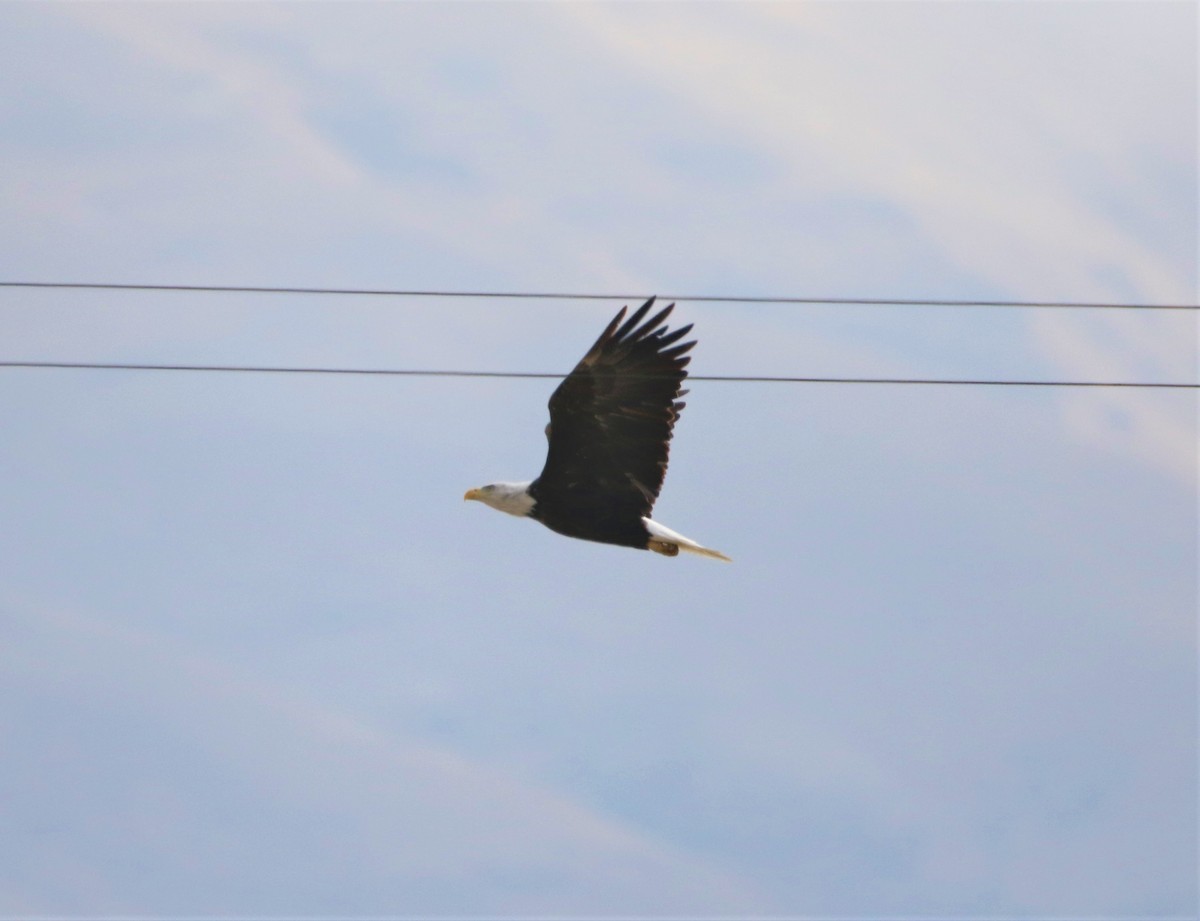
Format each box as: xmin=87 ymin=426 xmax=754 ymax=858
xmin=533 ymin=297 xmax=693 ymax=519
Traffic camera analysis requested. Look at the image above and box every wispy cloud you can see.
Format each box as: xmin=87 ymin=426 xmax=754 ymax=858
xmin=570 ymin=2 xmax=1197 ymax=486
xmin=1 ymin=600 xmax=767 ymax=914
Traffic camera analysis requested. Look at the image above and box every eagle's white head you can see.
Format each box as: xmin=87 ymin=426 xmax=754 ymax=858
xmin=463 ymin=481 xmax=536 ymax=517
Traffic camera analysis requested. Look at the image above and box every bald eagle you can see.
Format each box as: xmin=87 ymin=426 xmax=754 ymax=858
xmin=465 ymin=297 xmax=730 ymax=561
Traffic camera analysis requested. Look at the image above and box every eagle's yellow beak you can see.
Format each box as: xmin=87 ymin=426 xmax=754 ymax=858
xmin=464 ymin=488 xmax=483 ymax=501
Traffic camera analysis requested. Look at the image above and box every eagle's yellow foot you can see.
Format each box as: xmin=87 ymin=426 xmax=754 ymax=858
xmin=648 ymin=539 xmax=680 ymax=557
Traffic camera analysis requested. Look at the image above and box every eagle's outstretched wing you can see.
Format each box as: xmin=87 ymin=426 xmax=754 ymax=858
xmin=531 ymin=297 xmax=694 ymax=520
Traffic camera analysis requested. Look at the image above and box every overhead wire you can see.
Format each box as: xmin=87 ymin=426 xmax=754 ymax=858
xmin=1 ymin=280 xmax=1197 ymax=310
xmin=2 ymin=281 xmax=1195 ymax=388
xmin=0 ymin=360 xmax=1194 ymax=389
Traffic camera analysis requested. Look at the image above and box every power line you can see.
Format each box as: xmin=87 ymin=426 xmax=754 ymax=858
xmin=1 ymin=280 xmax=1196 ymax=311
xmin=1 ymin=360 xmax=1194 ymax=389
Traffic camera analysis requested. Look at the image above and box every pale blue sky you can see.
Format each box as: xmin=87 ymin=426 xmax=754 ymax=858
xmin=1 ymin=2 xmax=1196 ymax=917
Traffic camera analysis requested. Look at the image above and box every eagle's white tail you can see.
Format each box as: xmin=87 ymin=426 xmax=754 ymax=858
xmin=643 ymin=517 xmax=732 ymax=562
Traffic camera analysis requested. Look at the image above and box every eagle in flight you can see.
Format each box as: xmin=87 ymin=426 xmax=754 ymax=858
xmin=465 ymin=297 xmax=729 ymax=561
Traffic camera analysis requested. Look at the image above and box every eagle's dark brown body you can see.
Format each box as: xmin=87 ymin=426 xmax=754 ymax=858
xmin=528 ymin=298 xmax=691 ymax=550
